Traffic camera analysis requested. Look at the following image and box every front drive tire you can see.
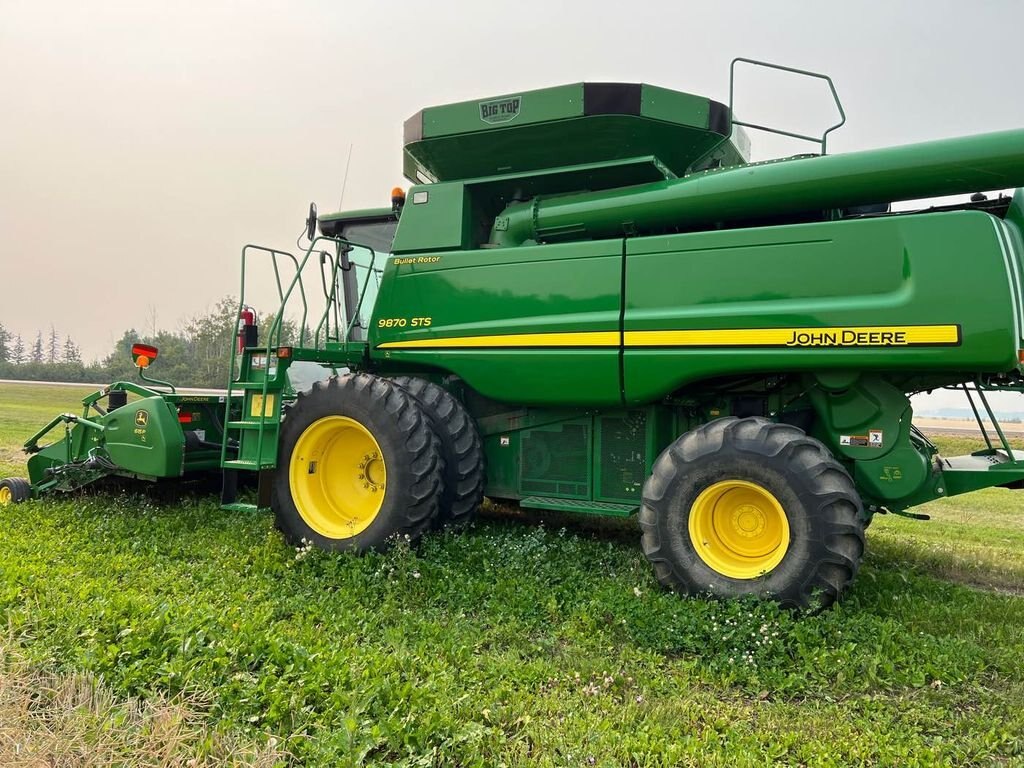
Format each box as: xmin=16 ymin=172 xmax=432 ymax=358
xmin=271 ymin=373 xmax=444 ymax=552
xmin=640 ymin=417 xmax=865 ymax=610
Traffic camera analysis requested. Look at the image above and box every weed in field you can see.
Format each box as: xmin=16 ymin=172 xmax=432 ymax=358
xmin=1 ymin=491 xmax=1023 ymax=765
xmin=0 ymin=634 xmax=286 ymax=766
xmin=2 ymin=384 xmax=1024 ymax=764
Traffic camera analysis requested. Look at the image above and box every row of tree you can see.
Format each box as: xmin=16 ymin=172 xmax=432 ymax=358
xmin=0 ymin=298 xmax=249 ymax=389
xmin=0 ymin=325 xmax=81 ymax=366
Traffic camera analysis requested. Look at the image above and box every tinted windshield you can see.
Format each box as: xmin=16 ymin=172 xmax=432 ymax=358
xmin=340 ymin=220 xmax=397 ymax=253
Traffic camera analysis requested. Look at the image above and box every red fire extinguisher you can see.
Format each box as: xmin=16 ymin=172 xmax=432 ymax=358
xmin=237 ymin=306 xmax=257 ymax=352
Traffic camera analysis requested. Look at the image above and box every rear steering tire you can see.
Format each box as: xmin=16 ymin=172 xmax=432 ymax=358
xmin=640 ymin=417 xmax=865 ymax=610
xmin=271 ymin=373 xmax=444 ymax=552
xmin=0 ymin=478 xmax=31 ymax=505
xmin=391 ymin=376 xmax=485 ymax=531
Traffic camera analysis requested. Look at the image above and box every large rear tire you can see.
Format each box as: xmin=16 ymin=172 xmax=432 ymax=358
xmin=272 ymin=373 xmax=444 ymax=552
xmin=640 ymin=417 xmax=865 ymax=610
xmin=391 ymin=376 xmax=485 ymax=530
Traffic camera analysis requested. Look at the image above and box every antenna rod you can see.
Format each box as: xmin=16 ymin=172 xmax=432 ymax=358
xmin=337 ymin=143 xmax=354 ymax=209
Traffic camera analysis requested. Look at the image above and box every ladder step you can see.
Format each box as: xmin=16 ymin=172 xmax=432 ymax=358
xmin=519 ymin=496 xmax=637 ymax=517
xmin=222 ymin=459 xmax=272 ymax=470
xmin=227 ymin=420 xmax=280 ymax=430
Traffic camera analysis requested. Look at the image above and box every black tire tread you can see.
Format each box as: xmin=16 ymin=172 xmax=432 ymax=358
xmin=391 ymin=376 xmax=485 ymax=530
xmin=640 ymin=417 xmax=865 ymax=610
xmin=0 ymin=477 xmax=31 ymax=503
xmin=271 ymin=373 xmax=443 ymax=551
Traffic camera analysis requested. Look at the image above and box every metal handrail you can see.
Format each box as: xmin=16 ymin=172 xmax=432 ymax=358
xmin=728 ymin=58 xmax=846 ymax=156
xmin=960 ymin=381 xmax=1016 ymax=459
xmin=223 ymin=234 xmax=378 ymax=470
xmin=699 ymin=57 xmax=847 ymax=170
xmin=222 ymin=244 xmax=303 ymax=471
xmin=315 ymin=250 xmax=341 ymax=348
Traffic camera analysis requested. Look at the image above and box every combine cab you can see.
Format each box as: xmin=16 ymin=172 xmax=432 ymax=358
xmin=7 ymin=59 xmax=1024 ymax=610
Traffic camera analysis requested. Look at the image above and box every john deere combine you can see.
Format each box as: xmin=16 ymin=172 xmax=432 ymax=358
xmin=7 ymin=59 xmax=1024 ymax=608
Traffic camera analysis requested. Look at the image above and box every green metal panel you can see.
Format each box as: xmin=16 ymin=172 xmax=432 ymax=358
xmin=369 ymin=239 xmax=623 ymax=405
xmin=520 ymin=496 xmax=636 ymax=517
xmin=623 ymin=212 xmax=1020 ymax=404
xmin=373 ymin=210 xmax=1022 ymax=409
xmin=93 ymin=397 xmax=183 ymax=478
xmin=640 ymin=84 xmax=710 ymax=128
xmin=407 ymin=116 xmax=735 ymax=185
xmin=390 ymin=182 xmax=470 ymax=253
xmin=472 ymin=406 xmax=594 ymax=500
xmin=26 ymin=395 xmax=184 ymax=486
xmin=445 ymin=403 xmax=655 ymax=507
xmin=519 ymin=420 xmax=591 ymax=500
xmin=942 ymin=451 xmax=1024 ymax=496
xmin=26 ymin=424 xmax=95 ymax=487
xmin=1002 ymin=190 xmax=1024 ymax=329
xmin=422 ymin=84 xmax=584 ymax=138
xmin=403 ymin=82 xmax=741 ymax=183
xmin=594 ymin=411 xmax=647 ymax=503
xmin=482 ymin=430 xmax=519 ymax=498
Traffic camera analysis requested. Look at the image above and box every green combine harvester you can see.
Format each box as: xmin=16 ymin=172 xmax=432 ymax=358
xmin=6 ymin=59 xmax=1024 ymax=609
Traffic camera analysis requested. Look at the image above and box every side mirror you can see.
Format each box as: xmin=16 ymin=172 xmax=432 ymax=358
xmin=131 ymin=343 xmax=159 ymax=369
xmin=305 ymin=202 xmax=318 ymax=241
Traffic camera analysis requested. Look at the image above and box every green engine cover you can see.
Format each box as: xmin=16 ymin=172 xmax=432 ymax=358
xmin=369 ymin=210 xmax=1022 ymax=407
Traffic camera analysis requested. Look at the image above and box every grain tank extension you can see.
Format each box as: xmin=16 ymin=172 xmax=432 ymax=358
xmin=8 ymin=60 xmax=1024 ymax=610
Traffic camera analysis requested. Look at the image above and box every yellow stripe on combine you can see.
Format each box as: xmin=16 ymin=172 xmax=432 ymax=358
xmin=377 ymin=330 xmax=619 ymax=349
xmin=624 ymin=325 xmax=961 ymax=347
xmin=376 ymin=325 xmax=960 ymax=350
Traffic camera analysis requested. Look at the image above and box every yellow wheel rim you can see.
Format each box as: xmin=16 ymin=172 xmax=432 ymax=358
xmin=688 ymin=480 xmax=790 ymax=579
xmin=288 ymin=415 xmax=387 ymax=539
xmin=0 ymin=486 xmax=11 ymax=505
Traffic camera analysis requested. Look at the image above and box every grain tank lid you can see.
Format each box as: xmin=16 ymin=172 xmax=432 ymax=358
xmin=402 ymin=82 xmax=747 ymax=184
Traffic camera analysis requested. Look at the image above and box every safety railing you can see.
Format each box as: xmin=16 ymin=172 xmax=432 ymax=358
xmin=701 ymin=58 xmax=847 ymax=169
xmin=221 ymin=233 xmax=382 ymax=472
xmin=728 ymin=58 xmax=847 ymax=156
xmin=952 ymin=380 xmax=1020 ymax=460
xmin=309 ymin=241 xmax=382 ymax=347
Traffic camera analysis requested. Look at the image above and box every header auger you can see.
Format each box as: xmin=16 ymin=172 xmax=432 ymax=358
xmin=7 ymin=59 xmax=1024 ymax=610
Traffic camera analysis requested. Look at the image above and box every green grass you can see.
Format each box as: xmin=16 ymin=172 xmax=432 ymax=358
xmin=0 ymin=382 xmax=98 ymax=476
xmin=1 ymin=636 xmax=285 ymax=766
xmin=1 ymin=382 xmax=1024 ymax=765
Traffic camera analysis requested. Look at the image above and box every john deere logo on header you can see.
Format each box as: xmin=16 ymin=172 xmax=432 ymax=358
xmin=479 ymin=96 xmax=521 ymax=125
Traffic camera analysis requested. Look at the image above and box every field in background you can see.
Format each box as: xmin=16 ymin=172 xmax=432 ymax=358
xmin=916 ymin=416 xmax=1024 ymax=435
xmin=1 ymin=381 xmax=1023 ymax=766
xmin=0 ymin=383 xmax=97 ymax=478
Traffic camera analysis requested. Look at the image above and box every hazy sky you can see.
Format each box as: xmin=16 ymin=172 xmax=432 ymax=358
xmin=3 ymin=0 xmax=1024 ymax=369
